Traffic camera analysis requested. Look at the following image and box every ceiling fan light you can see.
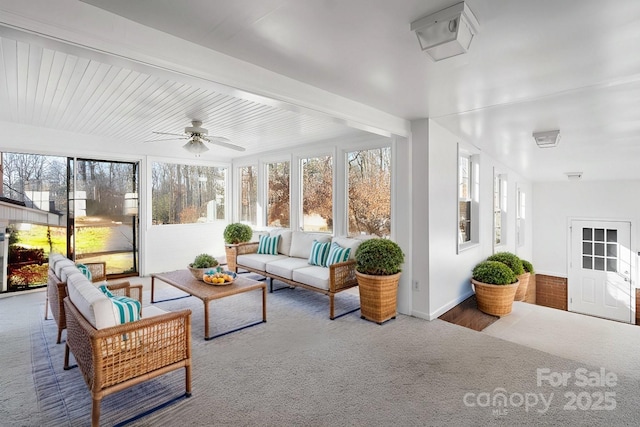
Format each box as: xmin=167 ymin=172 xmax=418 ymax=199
xmin=183 ymin=140 xmax=209 ymax=156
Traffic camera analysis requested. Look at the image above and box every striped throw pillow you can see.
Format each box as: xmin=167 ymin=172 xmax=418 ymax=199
xmin=76 ymin=263 xmax=92 ymax=281
xmin=257 ymin=234 xmax=280 ymax=255
xmin=308 ymin=240 xmax=331 ymax=266
xmin=325 ymin=242 xmax=351 ymax=267
xmin=98 ymin=284 xmax=114 ymax=297
xmin=110 ymin=295 xmax=141 ymax=324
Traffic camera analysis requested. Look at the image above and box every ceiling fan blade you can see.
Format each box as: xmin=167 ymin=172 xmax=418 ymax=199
xmin=152 ymin=131 xmax=187 ymax=137
xmin=144 ymin=137 xmax=188 ymax=142
xmin=206 ymin=137 xmax=246 ymax=152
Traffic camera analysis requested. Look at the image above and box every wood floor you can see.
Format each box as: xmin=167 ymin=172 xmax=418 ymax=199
xmin=438 ymin=295 xmax=499 ymax=331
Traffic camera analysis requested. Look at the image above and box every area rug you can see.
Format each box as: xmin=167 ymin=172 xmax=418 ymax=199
xmin=7 ymin=286 xmax=640 ymax=426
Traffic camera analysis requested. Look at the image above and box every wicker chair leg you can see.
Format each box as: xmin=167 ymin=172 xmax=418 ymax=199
xmin=44 ymin=295 xmax=49 ymax=320
xmin=329 ymin=294 xmax=335 ymax=320
xmin=63 ymin=344 xmax=71 ymax=370
xmin=56 ymin=327 xmax=63 ymax=344
xmin=91 ymin=398 xmax=101 ymax=427
xmin=185 ymin=366 xmax=192 ymax=397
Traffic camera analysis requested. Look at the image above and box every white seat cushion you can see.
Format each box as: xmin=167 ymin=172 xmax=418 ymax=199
xmin=292 ymin=266 xmax=330 ymax=291
xmin=142 ymin=305 xmax=169 ymax=318
xmin=266 ymin=257 xmax=312 ymax=280
xmin=237 ymin=254 xmax=287 ymax=271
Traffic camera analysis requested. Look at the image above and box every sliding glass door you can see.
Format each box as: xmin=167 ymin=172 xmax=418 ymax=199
xmin=69 ymin=159 xmax=139 ymax=276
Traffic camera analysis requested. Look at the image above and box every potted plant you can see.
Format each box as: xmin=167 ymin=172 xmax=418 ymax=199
xmin=487 ymin=252 xmax=527 ymax=301
xmin=223 ymin=223 xmax=254 ymax=271
xmin=471 ymin=260 xmax=519 ymax=316
xmin=521 ymin=259 xmax=535 ymax=301
xmin=188 ymin=253 xmax=219 ymax=281
xmin=354 ymin=238 xmax=405 ymax=324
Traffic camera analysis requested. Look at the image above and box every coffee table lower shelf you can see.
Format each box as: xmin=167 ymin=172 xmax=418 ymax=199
xmin=151 ymin=270 xmax=267 ymax=340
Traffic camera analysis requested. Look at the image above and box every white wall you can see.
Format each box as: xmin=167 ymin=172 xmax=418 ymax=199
xmin=412 ymin=119 xmax=533 ymax=320
xmin=533 ymin=180 xmax=640 ymax=279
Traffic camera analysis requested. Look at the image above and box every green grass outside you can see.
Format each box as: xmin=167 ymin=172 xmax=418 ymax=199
xmin=14 ymin=225 xmax=113 ymax=254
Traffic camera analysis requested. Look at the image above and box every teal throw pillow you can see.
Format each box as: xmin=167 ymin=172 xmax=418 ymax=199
xmin=98 ymin=284 xmax=114 ymax=297
xmin=257 ymin=234 xmax=280 ymax=255
xmin=110 ymin=295 xmax=141 ymax=324
xmin=308 ymin=240 xmax=331 ymax=266
xmin=76 ymin=263 xmax=92 ymax=281
xmin=325 ymin=242 xmax=351 ymax=267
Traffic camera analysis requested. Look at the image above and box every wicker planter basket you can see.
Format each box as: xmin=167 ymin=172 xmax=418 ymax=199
xmin=356 ymin=271 xmax=401 ymax=324
xmin=514 ymin=272 xmax=530 ymax=302
xmin=472 ymin=279 xmax=520 ymax=317
xmin=225 ymin=245 xmax=237 ymax=272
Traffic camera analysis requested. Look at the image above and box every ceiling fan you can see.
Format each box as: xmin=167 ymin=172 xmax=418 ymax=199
xmin=147 ymin=120 xmax=245 ymax=155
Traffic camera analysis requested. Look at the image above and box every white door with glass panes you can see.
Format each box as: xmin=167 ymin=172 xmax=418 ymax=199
xmin=568 ymin=220 xmax=632 ymax=323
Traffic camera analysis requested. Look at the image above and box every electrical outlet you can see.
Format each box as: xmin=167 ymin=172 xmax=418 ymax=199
xmin=413 ymin=280 xmax=419 ymax=290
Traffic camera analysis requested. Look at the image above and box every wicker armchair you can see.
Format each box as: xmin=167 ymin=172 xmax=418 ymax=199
xmin=47 ymin=263 xmax=142 ymax=344
xmin=63 ymin=298 xmax=192 ymax=427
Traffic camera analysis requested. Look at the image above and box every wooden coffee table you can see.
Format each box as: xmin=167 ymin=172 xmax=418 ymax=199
xmin=151 ymin=269 xmax=266 ymax=340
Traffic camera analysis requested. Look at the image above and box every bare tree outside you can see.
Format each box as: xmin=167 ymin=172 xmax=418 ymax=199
xmin=240 ymin=165 xmax=258 ymax=225
xmin=347 ymin=147 xmax=391 ymax=237
xmin=301 ymin=155 xmax=332 ymax=232
xmin=152 ymin=162 xmax=227 ymax=225
xmin=267 ymin=161 xmax=290 ymax=228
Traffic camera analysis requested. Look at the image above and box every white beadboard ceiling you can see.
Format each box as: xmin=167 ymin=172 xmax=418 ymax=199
xmin=0 ymin=30 xmax=370 ymax=159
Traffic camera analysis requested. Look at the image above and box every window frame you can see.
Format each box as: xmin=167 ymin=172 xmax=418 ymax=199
xmin=457 ymin=145 xmax=480 ymax=253
xmin=493 ymin=169 xmax=508 ymax=249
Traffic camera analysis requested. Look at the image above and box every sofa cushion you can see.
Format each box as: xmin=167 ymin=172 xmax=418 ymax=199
xmin=331 ymin=237 xmax=366 ymax=260
xmin=54 ymin=258 xmax=75 ymax=278
xmin=289 ymin=232 xmax=331 ymax=259
xmin=67 ymin=273 xmax=117 ymax=329
xmin=325 ymin=242 xmax=351 ymax=266
xmin=237 ymin=253 xmax=287 ymax=271
xmin=266 ymin=257 xmax=312 ymax=280
xmin=292 ymin=266 xmax=330 ymax=291
xmin=257 ymin=234 xmax=280 ymax=255
xmin=308 ymin=240 xmax=331 ymax=266
xmin=60 ymin=265 xmax=84 ymax=283
xmin=270 ymin=229 xmax=293 ymax=256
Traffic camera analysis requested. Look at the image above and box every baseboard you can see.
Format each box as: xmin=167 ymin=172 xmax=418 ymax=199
xmin=411 ymin=290 xmax=476 ymax=321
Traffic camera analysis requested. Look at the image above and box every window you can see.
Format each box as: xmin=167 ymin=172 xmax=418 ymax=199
xmin=493 ymin=171 xmax=507 ymax=247
xmin=151 ymin=162 xmax=226 ymax=225
xmin=301 ymin=155 xmax=333 ymax=232
xmin=458 ymin=147 xmax=479 ymax=251
xmin=266 ymin=161 xmax=290 ymax=228
xmin=347 ymin=147 xmax=391 ymax=237
xmin=239 ymin=165 xmax=258 ymax=226
xmin=517 ymin=187 xmax=525 ymax=247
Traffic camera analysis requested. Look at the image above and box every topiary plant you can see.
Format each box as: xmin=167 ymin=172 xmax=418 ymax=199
xmin=521 ymin=259 xmax=534 ymax=274
xmin=355 ymin=238 xmax=405 ymax=276
xmin=223 ymin=223 xmax=253 ymax=244
xmin=190 ymin=253 xmax=219 ymax=268
xmin=472 ymin=260 xmax=517 ymax=285
xmin=487 ymin=251 xmax=524 ymax=275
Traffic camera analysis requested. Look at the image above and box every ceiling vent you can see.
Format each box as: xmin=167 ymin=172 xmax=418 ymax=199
xmin=410 ymin=2 xmax=479 ymax=61
xmin=532 ymin=130 xmax=560 ymax=148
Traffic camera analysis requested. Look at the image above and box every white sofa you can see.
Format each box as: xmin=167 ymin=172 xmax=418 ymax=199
xmin=226 ymin=230 xmax=367 ymax=319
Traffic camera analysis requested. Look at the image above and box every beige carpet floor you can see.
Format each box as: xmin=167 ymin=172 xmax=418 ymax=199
xmin=1 ymin=283 xmax=640 ymax=426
